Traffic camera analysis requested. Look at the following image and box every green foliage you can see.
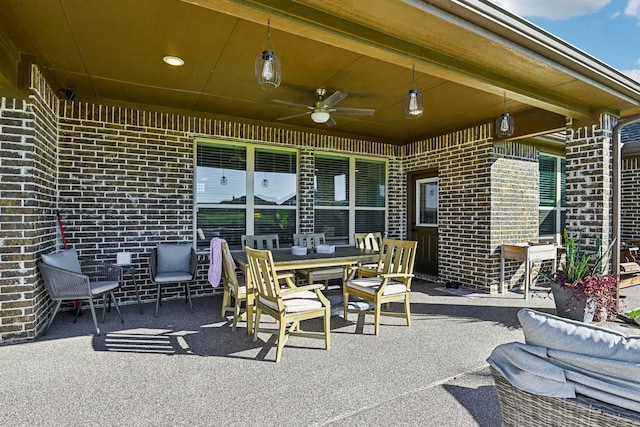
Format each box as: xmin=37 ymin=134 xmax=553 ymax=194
xmin=561 ymin=230 xmax=615 ymax=283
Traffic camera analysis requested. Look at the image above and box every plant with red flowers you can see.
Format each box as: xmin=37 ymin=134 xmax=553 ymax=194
xmin=540 ymin=232 xmax=619 ymax=322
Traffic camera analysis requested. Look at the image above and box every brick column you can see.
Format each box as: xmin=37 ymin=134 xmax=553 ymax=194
xmin=565 ymin=113 xmax=617 ymax=253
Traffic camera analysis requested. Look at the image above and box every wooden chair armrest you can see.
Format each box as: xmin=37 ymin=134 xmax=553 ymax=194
xmin=280 ymin=283 xmax=323 ymax=297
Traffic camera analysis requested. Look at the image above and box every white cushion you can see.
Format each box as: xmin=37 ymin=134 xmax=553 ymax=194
xmin=154 ymin=272 xmax=193 ymax=283
xmin=259 ymin=290 xmax=324 ymax=313
xmin=346 ymin=277 xmax=407 ymax=296
xmin=518 ymin=309 xmax=640 ymax=363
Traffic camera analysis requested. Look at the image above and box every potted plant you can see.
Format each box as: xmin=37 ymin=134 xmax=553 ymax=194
xmin=543 ymin=232 xmax=618 ymax=323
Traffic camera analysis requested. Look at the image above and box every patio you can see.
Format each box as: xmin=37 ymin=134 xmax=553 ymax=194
xmin=2 ymin=281 xmax=639 ymax=426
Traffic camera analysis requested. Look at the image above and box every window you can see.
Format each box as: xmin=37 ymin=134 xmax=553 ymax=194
xmin=314 ymin=154 xmax=386 ymax=244
xmin=539 ymin=154 xmax=565 ymax=243
xmin=416 ymin=177 xmax=438 ymax=226
xmin=195 ymin=141 xmax=297 ymax=250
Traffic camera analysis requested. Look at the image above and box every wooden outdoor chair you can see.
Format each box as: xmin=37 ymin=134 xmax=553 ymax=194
xmin=354 ymin=232 xmax=383 ymax=277
xmin=343 ymin=238 xmax=417 ymax=335
xmin=241 ymin=234 xmax=281 ymax=250
xmin=293 ymin=233 xmax=344 ymax=287
xmin=242 ymin=234 xmax=294 ymax=284
xmin=220 ymin=241 xmax=248 ymax=331
xmin=245 ymin=247 xmax=331 ymax=362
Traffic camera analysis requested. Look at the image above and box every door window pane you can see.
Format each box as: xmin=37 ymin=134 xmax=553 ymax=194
xmin=417 ymin=178 xmax=438 ymax=226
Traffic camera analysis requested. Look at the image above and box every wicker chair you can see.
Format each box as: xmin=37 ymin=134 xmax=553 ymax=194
xmin=39 ymin=248 xmax=124 ymax=335
xmin=491 ymin=366 xmax=640 ymax=427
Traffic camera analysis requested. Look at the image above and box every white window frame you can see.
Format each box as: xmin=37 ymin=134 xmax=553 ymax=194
xmin=314 ymin=152 xmax=387 ymax=245
xmin=194 ymin=138 xmax=298 ymax=247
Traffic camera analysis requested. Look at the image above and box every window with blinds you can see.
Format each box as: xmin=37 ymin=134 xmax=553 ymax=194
xmin=195 ymin=141 xmax=297 ymax=250
xmin=314 ymin=153 xmax=386 ymax=244
xmin=539 ymin=153 xmax=566 ymax=242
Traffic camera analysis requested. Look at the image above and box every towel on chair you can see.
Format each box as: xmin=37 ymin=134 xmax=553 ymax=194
xmin=208 ymin=237 xmax=225 ymax=287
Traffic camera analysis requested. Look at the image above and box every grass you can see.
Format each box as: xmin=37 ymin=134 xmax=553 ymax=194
xmin=626 ymin=308 xmax=640 ymax=319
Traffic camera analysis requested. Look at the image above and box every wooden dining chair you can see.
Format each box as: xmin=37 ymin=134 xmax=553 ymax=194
xmin=220 ymin=241 xmax=249 ymax=332
xmin=241 ymin=234 xmax=280 ymax=250
xmin=343 ymin=238 xmax=417 ymax=335
xmin=354 ymin=232 xmax=384 ymax=277
xmin=293 ymin=233 xmax=344 ymax=287
xmin=242 ymin=234 xmax=294 ymax=284
xmin=245 ymin=247 xmax=331 ymax=362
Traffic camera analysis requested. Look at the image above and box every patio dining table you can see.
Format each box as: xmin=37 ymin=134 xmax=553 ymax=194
xmin=231 ymin=246 xmax=379 ymax=333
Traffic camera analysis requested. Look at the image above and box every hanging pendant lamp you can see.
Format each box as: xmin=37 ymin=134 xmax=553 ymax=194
xmin=255 ymin=19 xmax=281 ymax=89
xmin=403 ymin=65 xmax=424 ymax=119
xmin=496 ymin=92 xmax=515 ymax=137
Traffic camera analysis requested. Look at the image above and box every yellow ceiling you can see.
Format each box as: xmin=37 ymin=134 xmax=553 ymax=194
xmin=0 ymin=0 xmax=639 ymax=144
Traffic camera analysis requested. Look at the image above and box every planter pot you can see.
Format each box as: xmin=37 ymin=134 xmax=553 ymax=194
xmin=550 ymin=282 xmax=596 ymax=323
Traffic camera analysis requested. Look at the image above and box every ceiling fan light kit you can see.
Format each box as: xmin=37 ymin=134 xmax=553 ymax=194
xmin=311 ymin=110 xmax=331 ymax=123
xmin=273 ymin=87 xmax=374 ymax=126
xmin=496 ymin=92 xmax=515 ymax=137
xmin=403 ymin=65 xmax=424 ymax=119
xmin=256 ymin=19 xmax=281 ymax=89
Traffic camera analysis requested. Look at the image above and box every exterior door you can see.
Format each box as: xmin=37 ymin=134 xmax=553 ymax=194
xmin=408 ymin=172 xmax=438 ymax=276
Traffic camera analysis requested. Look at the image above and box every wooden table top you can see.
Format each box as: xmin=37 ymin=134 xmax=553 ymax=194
xmin=232 ymin=246 xmax=379 ymax=271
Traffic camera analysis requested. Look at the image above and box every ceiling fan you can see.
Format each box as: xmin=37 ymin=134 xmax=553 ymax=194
xmin=273 ymin=88 xmax=374 ymax=126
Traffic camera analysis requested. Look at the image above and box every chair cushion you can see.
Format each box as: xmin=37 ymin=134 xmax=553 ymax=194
xmin=41 ymin=248 xmax=82 ymax=273
xmin=157 ymin=244 xmax=191 ymax=273
xmin=154 ymin=272 xmax=193 ymax=283
xmin=346 ymin=277 xmax=407 ymax=296
xmin=90 ymin=280 xmax=120 ymax=296
xmin=259 ymin=290 xmax=324 ymax=313
xmin=518 ymin=309 xmax=640 ymax=363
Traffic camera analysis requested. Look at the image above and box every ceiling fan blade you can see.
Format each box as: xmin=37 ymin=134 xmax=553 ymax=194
xmin=272 ymin=99 xmax=313 ymax=109
xmin=322 ymin=91 xmax=348 ymax=108
xmin=332 ymin=107 xmax=375 ymax=116
xmin=325 ymin=116 xmax=337 ymax=127
xmin=276 ymin=111 xmax=311 ymax=121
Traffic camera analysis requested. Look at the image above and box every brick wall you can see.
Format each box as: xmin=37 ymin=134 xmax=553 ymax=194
xmin=565 ymin=115 xmax=615 ymax=254
xmin=622 ymin=156 xmax=640 ymax=241
xmin=402 ymin=125 xmax=537 ymax=291
xmin=0 ymin=65 xmax=59 ymax=342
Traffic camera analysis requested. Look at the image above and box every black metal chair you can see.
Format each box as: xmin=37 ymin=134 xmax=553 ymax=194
xmin=38 ymin=248 xmax=124 ymax=335
xmin=148 ymin=243 xmax=197 ymax=317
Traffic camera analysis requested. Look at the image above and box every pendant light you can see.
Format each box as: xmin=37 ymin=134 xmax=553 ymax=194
xmin=496 ymin=92 xmax=515 ymax=137
xmin=220 ymin=169 xmax=227 ymax=186
xmin=255 ymin=19 xmax=281 ymax=89
xmin=403 ymin=65 xmax=424 ymax=119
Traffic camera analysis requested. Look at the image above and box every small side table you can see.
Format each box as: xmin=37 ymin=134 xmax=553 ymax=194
xmin=500 ymin=243 xmax=557 ymax=300
xmin=119 ymin=265 xmax=143 ymax=314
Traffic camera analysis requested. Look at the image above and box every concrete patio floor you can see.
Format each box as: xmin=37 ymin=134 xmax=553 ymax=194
xmin=1 ymin=280 xmax=639 ymax=426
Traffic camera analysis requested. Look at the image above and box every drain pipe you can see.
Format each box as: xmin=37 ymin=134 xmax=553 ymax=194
xmin=613 ymin=114 xmax=640 ymax=308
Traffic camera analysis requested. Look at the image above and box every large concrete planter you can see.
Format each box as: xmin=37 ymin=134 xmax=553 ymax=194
xmin=550 ymin=281 xmax=596 ymax=323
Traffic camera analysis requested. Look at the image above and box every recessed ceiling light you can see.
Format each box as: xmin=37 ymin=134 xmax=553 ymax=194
xmin=163 ymin=55 xmax=184 ymax=66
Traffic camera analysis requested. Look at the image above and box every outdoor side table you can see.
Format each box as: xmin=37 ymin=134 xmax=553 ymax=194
xmin=500 ymin=243 xmax=557 ymax=300
xmin=120 ymin=265 xmax=143 ymax=314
